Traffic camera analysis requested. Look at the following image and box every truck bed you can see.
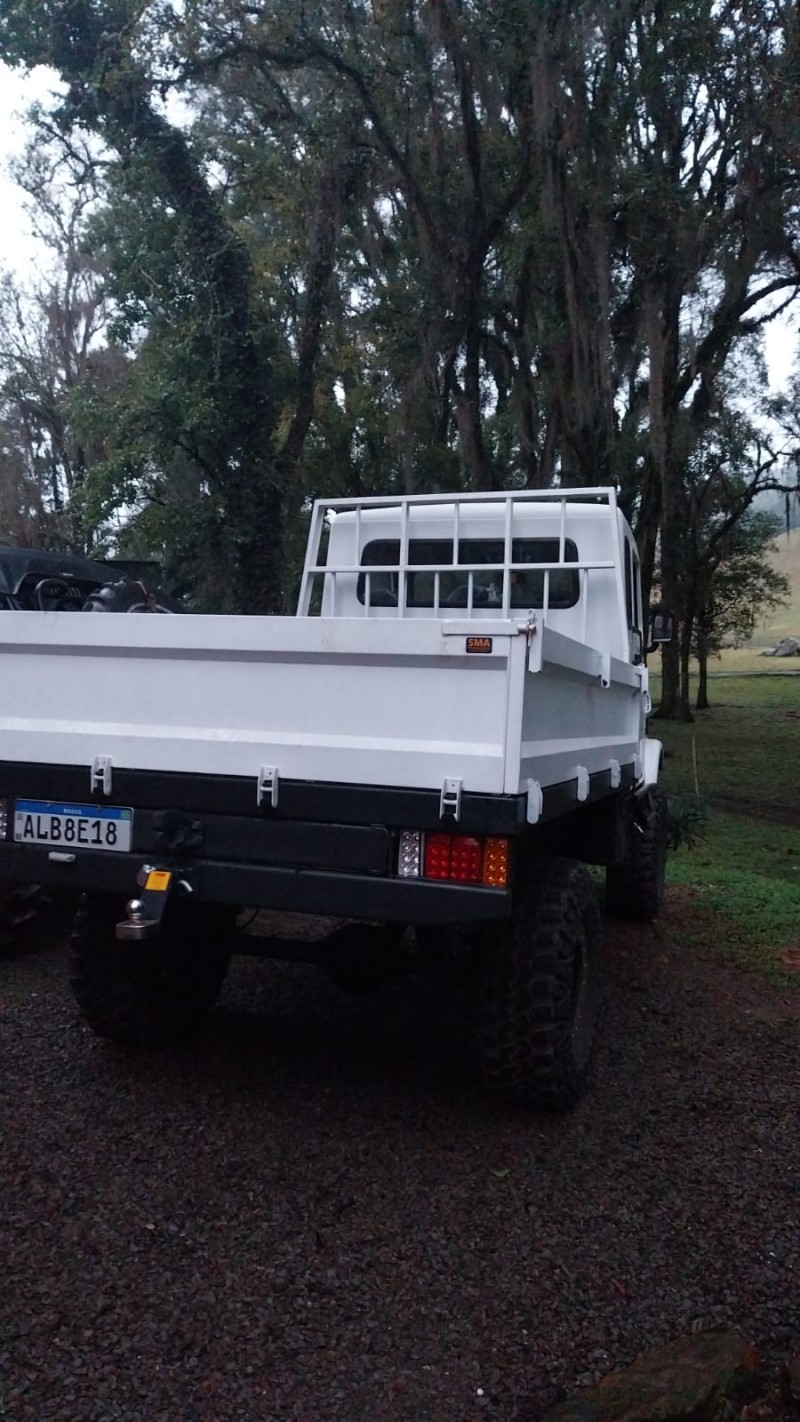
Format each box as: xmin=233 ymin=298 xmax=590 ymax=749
xmin=0 ymin=610 xmax=645 ymax=809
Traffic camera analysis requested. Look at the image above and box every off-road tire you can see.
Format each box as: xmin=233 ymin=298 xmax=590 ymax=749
xmin=476 ymin=857 xmax=601 ymax=1111
xmin=82 ymin=579 xmax=183 ymax=614
xmin=0 ymin=881 xmax=42 ymax=948
xmin=605 ymin=786 xmax=668 ymax=922
xmin=70 ymin=894 xmax=234 ymax=1045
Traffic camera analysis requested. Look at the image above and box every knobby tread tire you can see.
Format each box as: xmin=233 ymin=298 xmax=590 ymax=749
xmin=70 ymin=894 xmax=234 ymax=1046
xmin=605 ymin=786 xmax=668 ymax=922
xmin=0 ymin=881 xmax=41 ymax=947
xmin=82 ymin=579 xmax=184 ymax=614
xmin=476 ymin=857 xmax=602 ymax=1112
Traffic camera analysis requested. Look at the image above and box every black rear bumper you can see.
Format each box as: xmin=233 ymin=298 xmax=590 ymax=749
xmin=0 ymin=759 xmax=633 ymax=922
xmin=0 ymin=840 xmax=511 ymax=923
xmin=0 ymin=762 xmax=521 ymax=923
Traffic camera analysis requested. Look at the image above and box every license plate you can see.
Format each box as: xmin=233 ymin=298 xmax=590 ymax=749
xmin=14 ymin=800 xmax=133 ymax=853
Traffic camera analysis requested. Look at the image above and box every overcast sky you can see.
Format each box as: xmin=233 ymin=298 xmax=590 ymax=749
xmin=0 ymin=59 xmax=797 ymax=388
xmin=0 ymin=63 xmax=65 ymax=276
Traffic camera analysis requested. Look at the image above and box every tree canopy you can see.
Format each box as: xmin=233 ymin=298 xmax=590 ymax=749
xmin=0 ymin=0 xmax=799 ymax=706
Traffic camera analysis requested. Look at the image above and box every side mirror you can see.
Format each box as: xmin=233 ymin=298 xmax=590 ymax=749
xmin=648 ymin=604 xmax=675 ymax=650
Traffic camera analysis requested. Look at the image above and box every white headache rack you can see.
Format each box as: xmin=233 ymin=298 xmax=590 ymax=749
xmin=297 ymin=488 xmax=620 ymax=633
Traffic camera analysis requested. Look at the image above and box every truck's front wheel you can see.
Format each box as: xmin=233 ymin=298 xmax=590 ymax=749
xmin=70 ymin=894 xmax=234 ymax=1045
xmin=476 ymin=858 xmax=601 ymax=1111
xmin=605 ymin=786 xmax=668 ymax=922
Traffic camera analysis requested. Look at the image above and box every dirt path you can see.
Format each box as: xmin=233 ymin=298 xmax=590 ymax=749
xmin=1 ymin=900 xmax=798 ymax=1422
xmin=709 ymin=794 xmax=800 ymax=828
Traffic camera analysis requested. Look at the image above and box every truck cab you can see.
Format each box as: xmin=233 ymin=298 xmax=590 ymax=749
xmin=308 ymin=494 xmax=644 ymax=675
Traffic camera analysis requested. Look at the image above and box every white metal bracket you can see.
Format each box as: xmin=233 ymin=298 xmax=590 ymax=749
xmin=257 ymin=766 xmax=280 ymax=809
xmin=609 ymin=759 xmax=621 ymax=789
xmin=91 ymin=756 xmax=112 ymax=797
xmin=599 ymin=652 xmax=611 ymax=689
xmin=574 ymin=766 xmax=590 ymax=802
xmin=439 ymin=777 xmax=462 ymax=822
xmin=526 ymin=780 xmax=543 ymax=825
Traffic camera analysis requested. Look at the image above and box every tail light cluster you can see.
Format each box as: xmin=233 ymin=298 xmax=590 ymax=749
xmin=397 ymin=831 xmax=509 ymax=888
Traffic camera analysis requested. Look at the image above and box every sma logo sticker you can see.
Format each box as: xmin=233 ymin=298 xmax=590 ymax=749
xmin=466 ymin=636 xmax=493 ymax=654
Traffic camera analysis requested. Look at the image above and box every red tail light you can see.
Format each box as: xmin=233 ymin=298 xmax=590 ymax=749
xmin=424 ymin=833 xmax=483 ymax=883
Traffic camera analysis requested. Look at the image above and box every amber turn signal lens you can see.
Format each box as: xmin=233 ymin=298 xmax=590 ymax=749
xmin=482 ymin=837 xmax=509 ymax=888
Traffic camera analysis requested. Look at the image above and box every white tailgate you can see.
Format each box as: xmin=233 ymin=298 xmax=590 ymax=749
xmin=0 ymin=613 xmax=519 ymax=795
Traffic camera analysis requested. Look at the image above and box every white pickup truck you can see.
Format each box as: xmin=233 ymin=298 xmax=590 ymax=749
xmin=0 ymin=488 xmax=667 ymax=1109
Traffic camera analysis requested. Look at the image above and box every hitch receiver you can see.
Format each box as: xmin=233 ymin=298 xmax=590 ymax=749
xmin=116 ymin=868 xmax=175 ymax=941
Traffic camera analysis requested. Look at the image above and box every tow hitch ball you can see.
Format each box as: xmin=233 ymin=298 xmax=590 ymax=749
xmin=116 ymin=867 xmax=192 ymax=941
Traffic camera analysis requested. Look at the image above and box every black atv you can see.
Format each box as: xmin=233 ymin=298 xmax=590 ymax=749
xmin=0 ymin=546 xmax=182 ymax=614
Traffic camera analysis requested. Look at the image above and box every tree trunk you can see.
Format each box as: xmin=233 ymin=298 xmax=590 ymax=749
xmin=457 ymin=278 xmax=493 ymax=490
xmin=696 ymin=649 xmax=709 ymax=710
xmin=679 ymin=613 xmax=695 ymax=722
xmin=633 ymin=462 xmax=661 ymax=616
xmin=654 ymin=637 xmax=681 ymax=718
xmin=647 ymin=280 xmax=691 ymax=720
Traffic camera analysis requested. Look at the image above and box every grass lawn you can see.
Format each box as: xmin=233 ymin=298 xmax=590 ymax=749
xmin=649 ymin=672 xmax=800 ymax=989
xmin=665 ymin=813 xmax=800 ymax=986
xmin=698 ymin=528 xmax=800 ymax=672
xmin=739 ymin=526 xmax=800 ymax=651
xmin=650 ymin=670 xmax=799 ymax=806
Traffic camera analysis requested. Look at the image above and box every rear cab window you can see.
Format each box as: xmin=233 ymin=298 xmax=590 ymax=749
xmin=357 ymin=538 xmax=580 ymax=610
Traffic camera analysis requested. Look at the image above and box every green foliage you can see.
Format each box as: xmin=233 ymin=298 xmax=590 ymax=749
xmin=0 ymin=0 xmax=798 ymax=620
xmin=665 ymin=795 xmax=710 ymax=852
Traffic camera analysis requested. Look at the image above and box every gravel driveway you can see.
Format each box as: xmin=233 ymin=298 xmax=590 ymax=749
xmin=2 ymin=901 xmax=798 ymax=1422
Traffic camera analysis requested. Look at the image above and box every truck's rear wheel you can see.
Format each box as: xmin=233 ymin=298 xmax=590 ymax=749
xmin=0 ymin=881 xmax=41 ymax=948
xmin=605 ymin=786 xmax=668 ymax=922
xmin=70 ymin=894 xmax=234 ymax=1045
xmin=476 ymin=858 xmax=601 ymax=1111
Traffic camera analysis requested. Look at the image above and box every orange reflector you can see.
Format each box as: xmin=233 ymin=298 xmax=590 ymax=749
xmin=145 ymin=870 xmax=172 ymax=892
xmin=482 ymin=837 xmax=509 ymax=888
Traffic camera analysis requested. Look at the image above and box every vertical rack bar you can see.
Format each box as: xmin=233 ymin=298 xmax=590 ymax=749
xmin=398 ymin=496 xmax=409 ymax=615
xmin=356 ymin=504 xmax=365 ymax=614
xmin=502 ymin=494 xmax=513 ymax=617
xmin=297 ymin=501 xmax=324 ymax=615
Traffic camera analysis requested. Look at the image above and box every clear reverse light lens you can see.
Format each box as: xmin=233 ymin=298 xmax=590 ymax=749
xmin=398 ymin=830 xmax=422 ymax=878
